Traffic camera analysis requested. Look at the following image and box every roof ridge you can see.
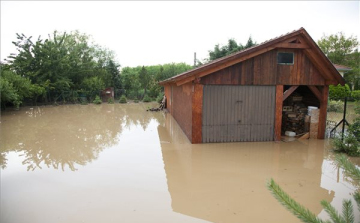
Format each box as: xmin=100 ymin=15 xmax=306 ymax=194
xmin=161 ymin=28 xmax=305 ymax=83
xmin=159 ymin=27 xmax=341 ymax=85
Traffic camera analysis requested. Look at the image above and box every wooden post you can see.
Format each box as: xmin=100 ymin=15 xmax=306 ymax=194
xmin=192 ymin=83 xmax=203 ymax=143
xmin=318 ymin=86 xmax=329 ymax=139
xmin=275 ymin=85 xmax=283 ymax=141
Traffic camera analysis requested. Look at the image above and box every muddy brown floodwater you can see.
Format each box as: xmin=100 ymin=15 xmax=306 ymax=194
xmin=1 ymin=103 xmax=359 ymax=223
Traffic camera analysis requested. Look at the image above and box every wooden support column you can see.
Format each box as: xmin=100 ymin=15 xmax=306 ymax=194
xmin=192 ymin=83 xmax=203 ymax=143
xmin=275 ymin=85 xmax=284 ymax=141
xmin=318 ymin=86 xmax=329 ymax=139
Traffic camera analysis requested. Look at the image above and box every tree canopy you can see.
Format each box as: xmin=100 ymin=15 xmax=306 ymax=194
xmin=120 ymin=63 xmax=193 ymax=100
xmin=2 ymin=31 xmax=121 ymax=107
xmin=318 ymin=32 xmax=359 ymax=91
xmin=206 ymin=36 xmax=257 ymax=62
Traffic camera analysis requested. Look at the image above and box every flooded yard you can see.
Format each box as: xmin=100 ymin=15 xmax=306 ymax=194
xmin=1 ymin=103 xmax=359 ymax=223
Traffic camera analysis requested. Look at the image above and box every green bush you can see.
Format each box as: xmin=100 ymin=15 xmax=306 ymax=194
xmin=332 ymin=133 xmax=360 ymax=156
xmin=349 ymin=118 xmax=360 ymax=141
xmin=329 ymin=84 xmax=351 ymax=100
xmin=92 ymin=95 xmax=102 ymax=104
xmin=143 ymin=95 xmax=152 ymax=102
xmin=327 ymin=100 xmax=344 ymax=112
xmin=351 ymin=90 xmax=360 ymax=101
xmin=108 ymin=98 xmax=114 ymax=104
xmin=80 ymin=97 xmax=88 ymax=105
xmin=134 ymin=99 xmax=139 ymax=103
xmin=156 ymin=92 xmax=164 ymax=104
xmin=148 ymin=84 xmax=162 ymax=99
xmin=119 ymin=95 xmax=127 ymax=103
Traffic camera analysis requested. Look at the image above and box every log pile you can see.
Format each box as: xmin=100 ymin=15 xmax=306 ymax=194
xmin=282 ymin=94 xmax=308 ymax=135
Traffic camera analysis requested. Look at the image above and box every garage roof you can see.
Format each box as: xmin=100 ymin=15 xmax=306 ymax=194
xmin=159 ymin=27 xmax=345 ymax=86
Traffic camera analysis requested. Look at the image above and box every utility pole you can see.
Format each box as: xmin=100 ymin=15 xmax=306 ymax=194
xmin=194 ymin=52 xmax=196 ymax=67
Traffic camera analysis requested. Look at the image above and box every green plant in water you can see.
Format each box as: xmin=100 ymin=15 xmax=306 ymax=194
xmin=93 ymin=95 xmax=102 ymax=104
xmin=119 ymin=95 xmax=127 ymax=104
xmin=108 ymin=97 xmax=114 ymax=104
xmin=143 ymin=95 xmax=152 ymax=102
xmin=332 ymin=133 xmax=360 ymax=157
xmin=156 ymin=92 xmax=164 ymax=104
xmin=80 ymin=97 xmax=88 ymax=105
xmin=350 ymin=120 xmax=360 ymax=142
xmin=267 ymin=154 xmax=360 ymax=223
xmin=327 ymin=100 xmax=344 ymax=113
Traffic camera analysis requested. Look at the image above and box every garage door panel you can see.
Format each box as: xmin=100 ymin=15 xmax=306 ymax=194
xmin=202 ymin=85 xmax=275 ymax=143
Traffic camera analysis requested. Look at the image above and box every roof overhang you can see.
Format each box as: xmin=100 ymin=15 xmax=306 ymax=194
xmin=159 ymin=27 xmax=345 ymax=86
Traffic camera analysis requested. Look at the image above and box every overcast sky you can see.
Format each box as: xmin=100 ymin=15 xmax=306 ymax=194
xmin=1 ymin=1 xmax=359 ymax=68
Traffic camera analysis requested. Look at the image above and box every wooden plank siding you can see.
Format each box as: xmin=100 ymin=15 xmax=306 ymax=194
xmin=164 ymin=85 xmax=172 ymax=113
xmin=200 ymin=49 xmax=325 ymax=86
xmin=171 ymin=82 xmax=193 ymax=142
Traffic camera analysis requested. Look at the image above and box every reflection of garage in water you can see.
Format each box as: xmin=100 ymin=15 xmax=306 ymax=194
xmin=159 ymin=28 xmax=345 ymax=143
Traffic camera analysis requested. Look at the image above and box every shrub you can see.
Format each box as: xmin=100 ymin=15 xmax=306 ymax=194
xmin=80 ymin=97 xmax=88 ymax=105
xmin=351 ymin=90 xmax=360 ymax=101
xmin=156 ymin=93 xmax=164 ymax=104
xmin=354 ymin=101 xmax=360 ymax=115
xmin=134 ymin=99 xmax=139 ymax=103
xmin=143 ymin=95 xmax=152 ymax=102
xmin=119 ymin=95 xmax=127 ymax=103
xmin=332 ymin=132 xmax=360 ymax=156
xmin=349 ymin=118 xmax=360 ymax=141
xmin=93 ymin=95 xmax=102 ymax=104
xmin=108 ymin=98 xmax=114 ymax=104
xmin=329 ymin=84 xmax=351 ymax=100
xmin=327 ymin=100 xmax=344 ymax=112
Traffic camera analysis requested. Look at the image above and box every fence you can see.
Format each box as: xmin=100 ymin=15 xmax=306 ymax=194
xmin=22 ymin=88 xmax=125 ymax=106
xmin=326 ymin=97 xmax=360 ymax=138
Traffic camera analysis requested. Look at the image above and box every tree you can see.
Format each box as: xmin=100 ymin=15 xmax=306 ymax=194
xmin=139 ymin=66 xmax=150 ymax=99
xmin=207 ymin=36 xmax=257 ymax=61
xmin=0 ymin=68 xmax=44 ymax=109
xmin=318 ymin=32 xmax=359 ymax=65
xmin=318 ymin=32 xmax=359 ymax=90
xmin=344 ymin=51 xmax=360 ymax=91
xmin=5 ymin=30 xmax=119 ymax=103
xmin=106 ymin=59 xmax=121 ymax=89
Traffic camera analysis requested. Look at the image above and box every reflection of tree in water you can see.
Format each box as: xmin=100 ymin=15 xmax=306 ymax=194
xmin=322 ymin=143 xmax=360 ymax=191
xmin=121 ymin=103 xmax=163 ymax=131
xmin=0 ymin=152 xmax=7 ymax=169
xmin=0 ymin=103 xmax=161 ymax=171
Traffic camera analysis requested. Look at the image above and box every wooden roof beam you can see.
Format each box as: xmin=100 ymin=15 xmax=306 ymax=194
xmin=301 ymin=33 xmax=345 ymax=85
xmin=283 ymin=85 xmax=299 ymax=101
xmin=307 ymin=86 xmax=322 ymax=101
xmin=274 ymin=42 xmax=309 ymax=49
xmin=303 ymin=49 xmax=334 ymax=81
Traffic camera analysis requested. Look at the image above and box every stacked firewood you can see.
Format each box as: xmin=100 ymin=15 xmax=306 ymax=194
xmin=282 ymin=95 xmax=308 ymax=135
xmin=309 ymin=108 xmax=319 ymax=139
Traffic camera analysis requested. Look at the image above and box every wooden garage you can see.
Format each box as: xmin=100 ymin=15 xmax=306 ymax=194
xmin=159 ymin=27 xmax=345 ymax=144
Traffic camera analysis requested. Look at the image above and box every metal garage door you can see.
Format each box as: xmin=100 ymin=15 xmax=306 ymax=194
xmin=202 ymin=85 xmax=275 ymax=143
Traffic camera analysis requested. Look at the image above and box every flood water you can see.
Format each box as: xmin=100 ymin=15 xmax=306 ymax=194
xmin=1 ymin=103 xmax=359 ymax=223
